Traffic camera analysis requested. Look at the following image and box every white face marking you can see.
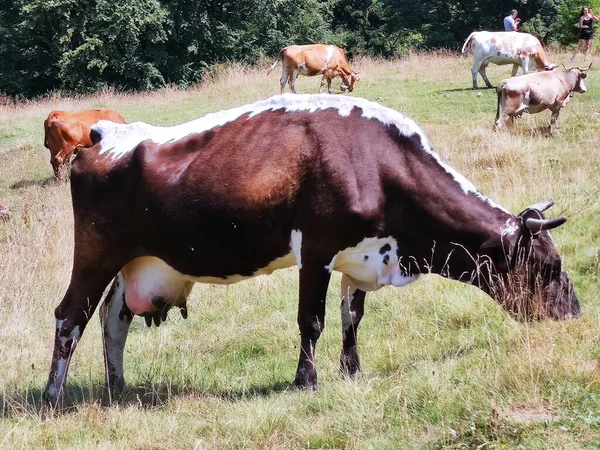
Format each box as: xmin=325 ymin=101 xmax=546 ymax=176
xmin=94 ymin=94 xmax=505 ymax=212
xmin=326 ymin=236 xmax=419 ymax=292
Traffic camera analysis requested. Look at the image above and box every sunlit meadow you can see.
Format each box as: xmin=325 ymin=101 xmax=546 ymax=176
xmin=1 ymin=51 xmax=599 ymax=449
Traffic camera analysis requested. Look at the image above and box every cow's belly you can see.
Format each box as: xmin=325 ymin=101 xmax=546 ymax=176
xmin=484 ymin=56 xmax=520 ymax=66
xmin=119 ymin=234 xmax=418 ymax=315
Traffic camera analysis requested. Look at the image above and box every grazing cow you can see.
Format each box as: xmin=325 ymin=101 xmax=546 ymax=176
xmin=461 ymin=31 xmax=556 ymax=89
xmin=494 ymin=66 xmax=589 ymax=134
xmin=43 ymin=94 xmax=579 ymax=407
xmin=267 ymin=44 xmax=359 ymax=94
xmin=44 ymin=109 xmax=126 ymax=180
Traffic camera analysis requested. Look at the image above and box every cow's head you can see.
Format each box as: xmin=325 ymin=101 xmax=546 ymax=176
xmin=44 ymin=121 xmax=77 ymax=181
xmin=340 ymin=71 xmax=359 ymax=92
xmin=480 ymin=200 xmax=579 ymax=320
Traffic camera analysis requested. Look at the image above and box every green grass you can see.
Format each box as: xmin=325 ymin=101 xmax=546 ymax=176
xmin=1 ymin=52 xmax=600 ymax=449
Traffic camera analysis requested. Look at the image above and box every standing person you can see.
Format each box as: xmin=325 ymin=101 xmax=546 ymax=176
xmin=504 ymin=9 xmax=521 ymax=31
xmin=571 ymin=6 xmax=600 ymax=61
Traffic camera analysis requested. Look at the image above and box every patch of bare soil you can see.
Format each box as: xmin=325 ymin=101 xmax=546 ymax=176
xmin=493 ymin=404 xmax=557 ymax=424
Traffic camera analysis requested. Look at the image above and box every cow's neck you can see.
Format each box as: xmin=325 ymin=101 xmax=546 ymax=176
xmin=388 ymin=150 xmax=515 ymax=286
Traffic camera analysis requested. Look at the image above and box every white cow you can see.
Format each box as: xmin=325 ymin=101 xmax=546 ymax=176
xmin=462 ymin=31 xmax=556 ymax=89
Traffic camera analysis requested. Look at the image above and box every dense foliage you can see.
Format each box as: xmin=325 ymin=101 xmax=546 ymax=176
xmin=0 ymin=0 xmax=598 ymax=97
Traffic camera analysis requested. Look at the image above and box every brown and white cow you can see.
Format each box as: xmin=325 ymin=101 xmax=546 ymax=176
xmin=462 ymin=31 xmax=556 ymax=90
xmin=494 ymin=66 xmax=589 ymax=134
xmin=44 ymin=109 xmax=126 ymax=181
xmin=43 ymin=94 xmax=579 ymax=407
xmin=268 ymin=44 xmax=359 ymax=94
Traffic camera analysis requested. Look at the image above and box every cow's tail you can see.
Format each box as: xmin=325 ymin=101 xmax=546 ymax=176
xmin=267 ymin=49 xmax=284 ymax=75
xmin=461 ymin=32 xmax=477 ymax=54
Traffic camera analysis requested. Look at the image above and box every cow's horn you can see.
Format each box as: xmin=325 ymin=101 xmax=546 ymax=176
xmin=526 ymin=199 xmax=555 ymax=212
xmin=583 ymin=63 xmax=592 ymax=71
xmin=561 ymin=63 xmax=567 ymax=70
xmin=525 ymin=216 xmax=567 ymax=232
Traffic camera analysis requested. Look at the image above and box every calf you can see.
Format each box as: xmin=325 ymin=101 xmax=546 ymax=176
xmin=43 ymin=94 xmax=579 ymax=407
xmin=494 ymin=66 xmax=589 ymax=134
xmin=462 ymin=31 xmax=556 ymax=89
xmin=44 ymin=109 xmax=126 ymax=181
xmin=268 ymin=44 xmax=359 ymax=94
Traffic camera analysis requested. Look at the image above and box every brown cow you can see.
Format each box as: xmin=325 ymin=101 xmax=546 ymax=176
xmin=42 ymin=94 xmax=579 ymax=407
xmin=494 ymin=66 xmax=589 ymax=134
xmin=268 ymin=44 xmax=359 ymax=94
xmin=44 ymin=109 xmax=126 ymax=181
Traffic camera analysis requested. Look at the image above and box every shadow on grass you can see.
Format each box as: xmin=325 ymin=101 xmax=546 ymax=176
xmin=10 ymin=176 xmax=62 ymax=189
xmin=436 ymin=86 xmax=496 ymax=93
xmin=1 ymin=379 xmax=294 ymax=417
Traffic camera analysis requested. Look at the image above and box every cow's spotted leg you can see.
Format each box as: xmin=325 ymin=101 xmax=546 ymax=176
xmin=99 ymin=272 xmax=132 ymax=396
xmin=340 ymin=275 xmax=366 ymax=376
xmin=44 ymin=268 xmax=117 ymax=407
xmin=294 ymin=257 xmax=332 ymax=389
xmin=479 ymin=62 xmax=493 ymax=88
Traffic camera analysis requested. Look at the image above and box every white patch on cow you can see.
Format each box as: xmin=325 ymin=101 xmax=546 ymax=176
xmin=291 ymin=229 xmax=303 ymax=268
xmin=325 ymin=236 xmax=419 ymax=292
xmin=93 ymin=94 xmax=505 ymax=211
xmin=319 ymin=45 xmax=334 ymax=73
xmin=501 ymin=218 xmax=519 ymax=236
xmin=47 ymin=319 xmax=81 ymax=402
xmin=100 ymin=272 xmax=130 ymax=386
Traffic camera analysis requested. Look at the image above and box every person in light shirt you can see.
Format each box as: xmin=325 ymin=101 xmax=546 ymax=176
xmin=504 ymin=9 xmax=521 ymax=31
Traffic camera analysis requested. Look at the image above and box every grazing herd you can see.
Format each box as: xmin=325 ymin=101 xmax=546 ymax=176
xmin=0 ymin=33 xmax=587 ymax=407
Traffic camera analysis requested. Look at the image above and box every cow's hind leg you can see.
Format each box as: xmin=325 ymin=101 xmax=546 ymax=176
xmin=280 ymin=69 xmax=289 ymax=94
xmin=340 ymin=275 xmax=366 ymax=376
xmin=100 ymin=272 xmax=132 ymax=397
xmin=478 ymin=62 xmax=493 ymax=88
xmin=294 ymin=254 xmax=332 ymax=389
xmin=44 ymin=266 xmax=119 ymax=407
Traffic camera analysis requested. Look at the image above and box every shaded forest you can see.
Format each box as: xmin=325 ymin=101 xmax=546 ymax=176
xmin=0 ymin=0 xmax=596 ymax=97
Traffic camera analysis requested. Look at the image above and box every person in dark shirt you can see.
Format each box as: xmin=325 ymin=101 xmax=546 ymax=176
xmin=571 ymin=6 xmax=600 ymax=61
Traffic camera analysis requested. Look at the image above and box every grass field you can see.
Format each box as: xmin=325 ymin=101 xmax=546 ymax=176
xmin=1 ymin=52 xmax=600 ymax=449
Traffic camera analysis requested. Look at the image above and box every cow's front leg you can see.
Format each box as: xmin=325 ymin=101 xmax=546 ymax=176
xmin=44 ymin=268 xmax=117 ymax=407
xmin=340 ymin=275 xmax=366 ymax=376
xmin=511 ymin=64 xmax=520 ymax=76
xmin=294 ymin=256 xmax=332 ymax=389
xmin=99 ymin=272 xmax=132 ymax=397
xmin=549 ymin=109 xmax=561 ymax=135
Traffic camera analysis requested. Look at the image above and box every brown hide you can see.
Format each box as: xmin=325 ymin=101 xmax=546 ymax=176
xmin=270 ymin=44 xmax=358 ymax=94
xmin=44 ymin=109 xmax=126 ymax=180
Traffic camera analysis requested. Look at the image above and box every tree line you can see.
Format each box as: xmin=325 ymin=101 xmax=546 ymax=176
xmin=0 ymin=0 xmax=596 ymax=98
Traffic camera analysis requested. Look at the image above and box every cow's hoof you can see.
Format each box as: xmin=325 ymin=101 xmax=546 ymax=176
xmin=340 ymin=353 xmax=361 ymax=377
xmin=294 ymin=366 xmax=318 ymax=390
xmin=108 ymin=375 xmax=126 ymax=394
